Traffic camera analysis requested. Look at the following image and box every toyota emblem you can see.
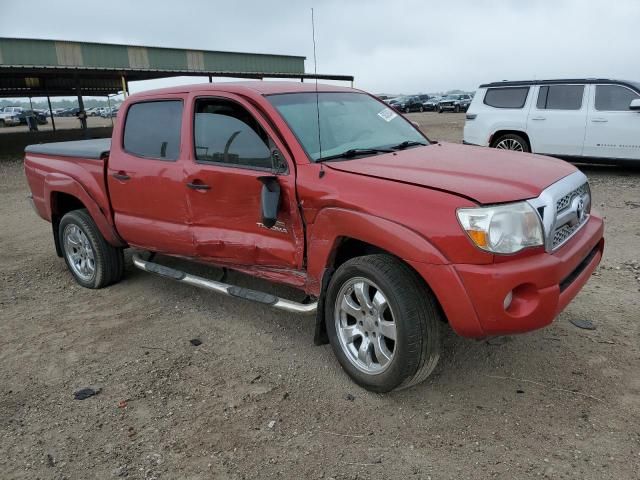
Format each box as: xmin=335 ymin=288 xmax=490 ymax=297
xmin=576 ymin=197 xmax=585 ymax=223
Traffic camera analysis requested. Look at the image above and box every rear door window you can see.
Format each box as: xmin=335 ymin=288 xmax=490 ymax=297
xmin=595 ymin=84 xmax=640 ymax=111
xmin=123 ymin=100 xmax=183 ymax=160
xmin=537 ymin=85 xmax=584 ymax=110
xmin=483 ymin=87 xmax=529 ymax=108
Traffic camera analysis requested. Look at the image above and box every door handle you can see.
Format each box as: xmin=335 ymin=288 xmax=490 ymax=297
xmin=530 ymin=116 xmax=546 ymax=121
xmin=186 ymin=181 xmax=211 ymax=191
xmin=591 ymin=118 xmax=608 ymax=123
xmin=112 ymin=172 xmax=130 ymax=181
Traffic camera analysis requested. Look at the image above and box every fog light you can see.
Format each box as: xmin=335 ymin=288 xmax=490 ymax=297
xmin=503 ymin=291 xmax=513 ymax=310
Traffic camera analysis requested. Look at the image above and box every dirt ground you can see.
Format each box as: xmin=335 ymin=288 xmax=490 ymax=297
xmin=1 ymin=112 xmax=639 ymax=479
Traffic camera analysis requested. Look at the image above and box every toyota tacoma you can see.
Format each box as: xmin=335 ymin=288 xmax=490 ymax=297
xmin=24 ymin=82 xmax=604 ymax=392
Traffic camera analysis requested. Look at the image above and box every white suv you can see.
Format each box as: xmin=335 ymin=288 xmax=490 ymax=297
xmin=463 ymin=79 xmax=640 ymax=163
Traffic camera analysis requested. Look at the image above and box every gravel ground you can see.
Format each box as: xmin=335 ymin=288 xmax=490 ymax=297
xmin=1 ymin=112 xmax=639 ymax=479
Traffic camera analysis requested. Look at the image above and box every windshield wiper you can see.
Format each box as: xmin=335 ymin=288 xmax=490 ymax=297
xmin=391 ymin=140 xmax=428 ymax=150
xmin=318 ymin=148 xmax=393 ymax=162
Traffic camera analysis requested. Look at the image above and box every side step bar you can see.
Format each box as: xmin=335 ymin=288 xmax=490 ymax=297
xmin=132 ymin=253 xmax=317 ymax=315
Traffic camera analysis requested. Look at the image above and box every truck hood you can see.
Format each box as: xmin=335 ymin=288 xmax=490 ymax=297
xmin=325 ymin=142 xmax=577 ymax=204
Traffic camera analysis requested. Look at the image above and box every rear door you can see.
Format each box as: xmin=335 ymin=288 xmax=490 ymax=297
xmin=583 ymin=83 xmax=640 ymax=160
xmin=107 ymin=96 xmax=194 ymax=255
xmin=183 ymin=93 xmax=305 ymax=269
xmin=526 ymin=84 xmax=587 ymax=156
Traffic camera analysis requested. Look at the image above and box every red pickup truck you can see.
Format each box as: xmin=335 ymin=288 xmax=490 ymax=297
xmin=24 ymin=81 xmax=604 ymax=392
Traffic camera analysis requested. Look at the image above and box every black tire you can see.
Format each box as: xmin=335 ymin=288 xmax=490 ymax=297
xmin=0 ymin=120 xmax=5 ymax=128
xmin=419 ymin=105 xmax=424 ymax=112
xmin=404 ymin=107 xmax=410 ymax=114
xmin=491 ymin=133 xmax=531 ymax=153
xmin=59 ymin=209 xmax=124 ymax=288
xmin=325 ymin=254 xmax=442 ymax=392
xmin=438 ymin=107 xmax=443 ymax=113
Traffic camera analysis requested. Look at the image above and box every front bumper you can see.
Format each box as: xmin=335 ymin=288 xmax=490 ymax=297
xmin=410 ymin=214 xmax=604 ymax=338
xmin=2 ymin=118 xmax=20 ymax=126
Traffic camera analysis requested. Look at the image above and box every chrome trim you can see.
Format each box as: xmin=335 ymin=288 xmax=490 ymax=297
xmin=527 ymin=171 xmax=591 ymax=252
xmin=132 ymin=253 xmax=317 ymax=315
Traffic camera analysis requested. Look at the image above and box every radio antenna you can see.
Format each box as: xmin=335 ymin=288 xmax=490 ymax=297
xmin=311 ymin=8 xmax=324 ymax=173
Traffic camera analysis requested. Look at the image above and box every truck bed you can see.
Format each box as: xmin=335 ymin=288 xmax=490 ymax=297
xmin=25 ymin=138 xmax=111 ymax=160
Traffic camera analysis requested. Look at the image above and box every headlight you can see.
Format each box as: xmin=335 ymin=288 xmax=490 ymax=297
xmin=457 ymin=202 xmax=544 ymax=254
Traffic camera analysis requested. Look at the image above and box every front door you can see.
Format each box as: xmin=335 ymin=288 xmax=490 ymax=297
xmin=107 ymin=97 xmax=194 ymax=256
xmin=183 ymin=94 xmax=304 ymax=269
xmin=583 ymin=83 xmax=640 ymax=160
xmin=526 ymin=84 xmax=587 ymax=156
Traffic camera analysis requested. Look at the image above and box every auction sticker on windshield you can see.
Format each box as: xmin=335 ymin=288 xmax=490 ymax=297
xmin=377 ymin=107 xmax=398 ymax=122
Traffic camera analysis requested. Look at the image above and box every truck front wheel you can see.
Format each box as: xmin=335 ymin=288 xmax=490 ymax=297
xmin=325 ymin=254 xmax=442 ymax=392
xmin=59 ymin=209 xmax=124 ymax=289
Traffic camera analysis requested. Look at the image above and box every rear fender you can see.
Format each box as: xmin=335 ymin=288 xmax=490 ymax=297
xmin=45 ymin=172 xmax=126 ymax=247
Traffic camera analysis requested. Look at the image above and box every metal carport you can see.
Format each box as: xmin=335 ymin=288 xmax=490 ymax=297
xmin=0 ymin=37 xmax=353 ymax=132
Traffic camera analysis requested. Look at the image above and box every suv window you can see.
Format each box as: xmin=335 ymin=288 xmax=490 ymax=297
xmin=194 ymin=98 xmax=273 ymax=170
xmin=123 ymin=100 xmax=183 ymax=160
xmin=537 ymin=85 xmax=584 ymax=110
xmin=483 ymin=87 xmax=529 ymax=108
xmin=595 ymin=84 xmax=640 ymax=111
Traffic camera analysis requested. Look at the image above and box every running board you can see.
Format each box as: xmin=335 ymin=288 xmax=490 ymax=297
xmin=132 ymin=253 xmax=317 ymax=315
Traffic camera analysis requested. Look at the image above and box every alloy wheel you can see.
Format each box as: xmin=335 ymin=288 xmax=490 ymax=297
xmin=334 ymin=277 xmax=397 ymax=374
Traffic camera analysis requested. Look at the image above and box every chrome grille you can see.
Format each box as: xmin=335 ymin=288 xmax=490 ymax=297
xmin=527 ymin=171 xmax=591 ymax=252
xmin=553 ymin=223 xmax=582 ymax=248
xmin=556 ymin=183 xmax=589 ymax=213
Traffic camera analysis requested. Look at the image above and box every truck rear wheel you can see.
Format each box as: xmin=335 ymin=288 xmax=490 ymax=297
xmin=325 ymin=254 xmax=442 ymax=392
xmin=59 ymin=209 xmax=124 ymax=289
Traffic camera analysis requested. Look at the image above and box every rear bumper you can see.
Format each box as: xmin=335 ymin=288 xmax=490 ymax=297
xmin=410 ymin=215 xmax=604 ymax=338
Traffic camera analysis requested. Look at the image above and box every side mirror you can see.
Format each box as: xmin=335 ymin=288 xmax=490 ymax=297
xmin=257 ymin=176 xmax=281 ymax=228
xmin=630 ymin=98 xmax=640 ymax=111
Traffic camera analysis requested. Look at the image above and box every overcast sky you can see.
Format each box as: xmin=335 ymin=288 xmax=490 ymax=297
xmin=1 ymin=0 xmax=639 ymax=95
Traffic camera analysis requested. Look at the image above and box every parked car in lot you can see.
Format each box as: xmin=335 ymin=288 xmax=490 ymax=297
xmin=422 ymin=96 xmax=442 ymax=111
xmin=0 ymin=106 xmax=22 ymax=127
xmin=463 ymin=78 xmax=640 ymax=163
xmin=393 ymin=95 xmax=430 ymax=113
xmin=86 ymin=107 xmax=101 ymax=117
xmin=16 ymin=110 xmax=48 ymax=125
xmin=438 ymin=94 xmax=472 ymax=113
xmin=24 ymin=81 xmax=603 ymax=392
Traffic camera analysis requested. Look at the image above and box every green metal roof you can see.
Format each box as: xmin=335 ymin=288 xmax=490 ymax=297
xmin=0 ymin=38 xmax=353 ymax=97
xmin=0 ymin=37 xmax=305 ymax=74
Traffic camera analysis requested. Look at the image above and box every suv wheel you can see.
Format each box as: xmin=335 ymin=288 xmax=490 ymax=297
xmin=419 ymin=105 xmax=424 ymax=112
xmin=438 ymin=107 xmax=443 ymax=113
xmin=326 ymin=254 xmax=442 ymax=392
xmin=59 ymin=209 xmax=124 ymax=288
xmin=492 ymin=133 xmax=530 ymax=153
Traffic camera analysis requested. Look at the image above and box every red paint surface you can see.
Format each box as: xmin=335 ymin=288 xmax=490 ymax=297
xmin=24 ymin=81 xmax=604 ymax=338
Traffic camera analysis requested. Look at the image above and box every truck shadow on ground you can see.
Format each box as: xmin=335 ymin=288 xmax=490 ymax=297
xmin=121 ymin=251 xmax=573 ymax=398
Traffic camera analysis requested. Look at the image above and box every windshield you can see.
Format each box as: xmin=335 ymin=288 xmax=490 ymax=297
xmin=268 ymin=92 xmax=428 ymax=162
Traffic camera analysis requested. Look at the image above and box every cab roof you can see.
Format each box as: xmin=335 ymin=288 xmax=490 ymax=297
xmin=130 ymin=81 xmax=358 ymax=99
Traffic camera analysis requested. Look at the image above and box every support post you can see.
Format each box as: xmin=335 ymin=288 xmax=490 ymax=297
xmin=208 ymin=75 xmax=213 ymax=83
xmin=29 ymin=97 xmax=34 ymax=111
xmin=107 ymin=95 xmax=114 ymax=128
xmin=76 ymin=82 xmax=88 ymax=137
xmin=121 ymin=75 xmax=128 ymax=97
xmin=46 ymin=95 xmax=56 ymax=132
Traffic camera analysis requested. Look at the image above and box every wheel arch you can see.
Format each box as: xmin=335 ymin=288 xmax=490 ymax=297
xmin=45 ymin=174 xmax=126 ymax=253
xmin=307 ymin=208 xmax=450 ymax=345
xmin=490 ymin=129 xmax=531 ymax=150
